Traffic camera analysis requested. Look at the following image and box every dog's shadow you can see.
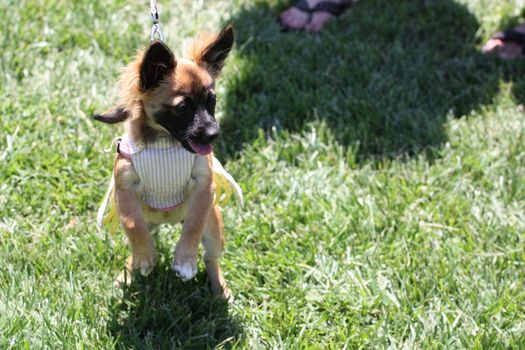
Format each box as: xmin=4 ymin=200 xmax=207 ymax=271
xmin=108 ymin=247 xmax=242 ymax=349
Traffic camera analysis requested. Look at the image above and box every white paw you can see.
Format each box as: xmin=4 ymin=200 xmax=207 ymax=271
xmin=172 ymin=256 xmax=197 ymax=281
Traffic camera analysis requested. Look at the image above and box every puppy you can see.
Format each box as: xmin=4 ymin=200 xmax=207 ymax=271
xmin=94 ymin=25 xmax=239 ymax=299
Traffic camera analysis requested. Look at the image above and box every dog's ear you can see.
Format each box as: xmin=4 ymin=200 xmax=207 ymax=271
xmin=93 ymin=106 xmax=129 ymax=124
xmin=190 ymin=25 xmax=234 ymax=77
xmin=140 ymin=41 xmax=176 ymax=91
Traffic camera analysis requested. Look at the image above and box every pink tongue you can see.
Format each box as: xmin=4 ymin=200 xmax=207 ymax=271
xmin=188 ymin=141 xmax=213 ymax=156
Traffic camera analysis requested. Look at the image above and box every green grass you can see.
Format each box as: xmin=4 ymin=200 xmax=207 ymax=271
xmin=1 ymin=0 xmax=525 ymax=348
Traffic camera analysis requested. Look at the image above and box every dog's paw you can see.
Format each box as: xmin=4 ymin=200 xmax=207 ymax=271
xmin=214 ymin=284 xmax=233 ymax=302
xmin=133 ymin=251 xmax=157 ymax=276
xmin=114 ymin=270 xmax=132 ymax=288
xmin=172 ymin=255 xmax=197 ymax=281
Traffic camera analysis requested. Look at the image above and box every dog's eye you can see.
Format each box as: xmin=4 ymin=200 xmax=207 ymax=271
xmin=207 ymin=94 xmax=216 ymax=111
xmin=174 ymin=99 xmax=190 ymax=113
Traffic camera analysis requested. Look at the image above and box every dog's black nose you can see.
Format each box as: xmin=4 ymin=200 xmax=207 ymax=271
xmin=201 ymin=124 xmax=220 ymax=143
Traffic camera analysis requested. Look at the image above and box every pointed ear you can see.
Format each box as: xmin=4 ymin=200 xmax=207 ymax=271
xmin=140 ymin=41 xmax=176 ymax=91
xmin=193 ymin=25 xmax=234 ymax=77
xmin=93 ymin=106 xmax=129 ymax=124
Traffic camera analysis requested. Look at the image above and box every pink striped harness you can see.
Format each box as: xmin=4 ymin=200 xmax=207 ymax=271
xmin=118 ymin=134 xmax=196 ymax=211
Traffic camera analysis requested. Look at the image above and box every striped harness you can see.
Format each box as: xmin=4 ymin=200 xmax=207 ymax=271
xmin=96 ymin=134 xmax=243 ymax=233
xmin=118 ymin=133 xmax=195 ymax=210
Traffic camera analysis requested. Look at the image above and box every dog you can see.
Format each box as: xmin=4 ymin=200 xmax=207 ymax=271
xmin=93 ymin=25 xmax=240 ymax=299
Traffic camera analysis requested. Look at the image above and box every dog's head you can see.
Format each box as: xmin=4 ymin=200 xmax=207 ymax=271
xmin=94 ymin=25 xmax=234 ymax=156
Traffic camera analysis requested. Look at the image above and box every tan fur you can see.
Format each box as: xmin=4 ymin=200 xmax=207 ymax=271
xmin=108 ymin=28 xmax=234 ymax=299
xmin=186 ymin=33 xmax=221 ymax=76
xmin=118 ymin=57 xmax=215 ymax=146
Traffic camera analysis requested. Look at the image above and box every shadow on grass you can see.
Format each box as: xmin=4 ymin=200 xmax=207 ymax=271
xmin=215 ymin=0 xmax=525 ymax=161
xmin=108 ymin=257 xmax=242 ymax=349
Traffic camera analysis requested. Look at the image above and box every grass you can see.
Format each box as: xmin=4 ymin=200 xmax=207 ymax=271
xmin=1 ymin=0 xmax=525 ymax=348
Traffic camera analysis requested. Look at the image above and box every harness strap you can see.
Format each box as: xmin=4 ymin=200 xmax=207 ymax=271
xmin=116 ymin=136 xmax=132 ymax=159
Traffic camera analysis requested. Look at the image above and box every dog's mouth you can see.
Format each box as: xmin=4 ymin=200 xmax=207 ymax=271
xmin=160 ymin=120 xmax=217 ymax=156
xmin=187 ymin=140 xmax=213 ymax=156
xmin=164 ymin=127 xmax=213 ymax=156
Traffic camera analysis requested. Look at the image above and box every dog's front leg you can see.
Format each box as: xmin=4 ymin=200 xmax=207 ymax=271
xmin=172 ymin=156 xmax=214 ymax=281
xmin=114 ymin=155 xmax=157 ymax=277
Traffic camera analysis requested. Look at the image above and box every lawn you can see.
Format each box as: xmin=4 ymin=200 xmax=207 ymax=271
xmin=1 ymin=0 xmax=525 ymax=348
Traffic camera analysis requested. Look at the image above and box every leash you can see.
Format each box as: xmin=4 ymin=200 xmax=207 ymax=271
xmin=149 ymin=0 xmax=164 ymax=42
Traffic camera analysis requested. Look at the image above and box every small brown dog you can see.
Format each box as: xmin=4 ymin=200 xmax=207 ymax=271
xmin=94 ymin=25 xmax=238 ymax=299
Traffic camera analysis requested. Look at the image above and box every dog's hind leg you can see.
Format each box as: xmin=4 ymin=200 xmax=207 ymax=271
xmin=114 ymin=255 xmax=134 ymax=287
xmin=202 ymin=205 xmax=230 ymax=299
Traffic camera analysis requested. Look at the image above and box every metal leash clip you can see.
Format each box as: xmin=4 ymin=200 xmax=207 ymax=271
xmin=149 ymin=0 xmax=164 ymax=42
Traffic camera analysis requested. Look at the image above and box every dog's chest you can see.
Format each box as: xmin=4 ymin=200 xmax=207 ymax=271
xmin=122 ymin=134 xmax=196 ymax=210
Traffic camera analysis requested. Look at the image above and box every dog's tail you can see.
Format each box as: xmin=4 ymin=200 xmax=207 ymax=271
xmin=212 ymin=156 xmax=244 ymax=207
